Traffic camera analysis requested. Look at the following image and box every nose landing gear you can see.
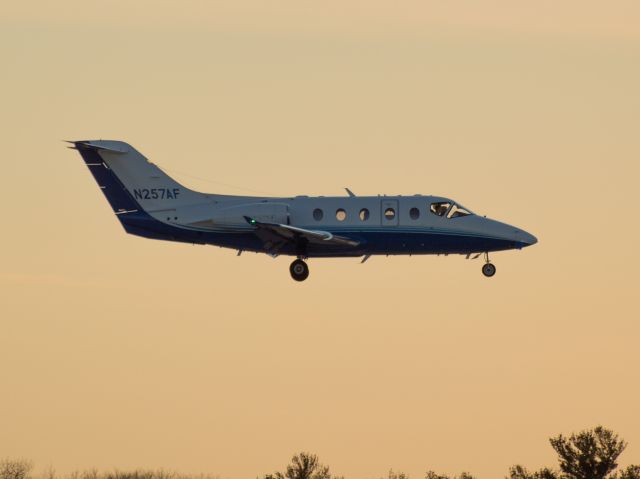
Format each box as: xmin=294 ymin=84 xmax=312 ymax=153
xmin=481 ymin=252 xmax=496 ymax=277
xmin=290 ymin=258 xmax=309 ymax=282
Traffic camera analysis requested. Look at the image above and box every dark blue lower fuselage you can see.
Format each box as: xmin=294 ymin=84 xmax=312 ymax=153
xmin=119 ymin=209 xmax=524 ymax=257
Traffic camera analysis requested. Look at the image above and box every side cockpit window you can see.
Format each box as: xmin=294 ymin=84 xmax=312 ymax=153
xmin=447 ymin=204 xmax=472 ymax=219
xmin=430 ymin=202 xmax=451 ymax=217
xmin=430 ymin=201 xmax=472 ymax=219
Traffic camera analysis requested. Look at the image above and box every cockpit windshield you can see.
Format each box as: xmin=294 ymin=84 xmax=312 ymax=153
xmin=447 ymin=204 xmax=472 ymax=218
xmin=430 ymin=201 xmax=473 ymax=219
xmin=430 ymin=202 xmax=451 ymax=217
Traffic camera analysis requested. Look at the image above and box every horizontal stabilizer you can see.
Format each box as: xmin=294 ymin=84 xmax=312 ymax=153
xmin=66 ymin=140 xmax=128 ymax=154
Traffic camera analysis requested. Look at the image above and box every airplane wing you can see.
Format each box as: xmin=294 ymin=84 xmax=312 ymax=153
xmin=244 ymin=216 xmax=360 ymax=254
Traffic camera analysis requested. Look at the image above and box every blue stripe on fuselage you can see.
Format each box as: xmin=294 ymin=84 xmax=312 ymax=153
xmin=115 ymin=212 xmax=521 ymax=256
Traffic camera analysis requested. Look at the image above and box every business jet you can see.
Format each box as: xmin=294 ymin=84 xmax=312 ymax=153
xmin=70 ymin=140 xmax=537 ymax=281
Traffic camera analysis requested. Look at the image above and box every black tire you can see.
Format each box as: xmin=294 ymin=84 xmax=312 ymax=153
xmin=290 ymin=259 xmax=309 ymax=282
xmin=482 ymin=263 xmax=496 ymax=278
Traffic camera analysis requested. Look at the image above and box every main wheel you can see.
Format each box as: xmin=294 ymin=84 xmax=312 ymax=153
xmin=290 ymin=259 xmax=309 ymax=282
xmin=482 ymin=263 xmax=496 ymax=277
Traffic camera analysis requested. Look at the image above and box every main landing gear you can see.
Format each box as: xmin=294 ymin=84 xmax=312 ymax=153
xmin=290 ymin=258 xmax=309 ymax=282
xmin=482 ymin=252 xmax=496 ymax=278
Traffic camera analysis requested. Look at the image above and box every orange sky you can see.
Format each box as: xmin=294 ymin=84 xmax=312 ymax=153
xmin=1 ymin=2 xmax=639 ymax=478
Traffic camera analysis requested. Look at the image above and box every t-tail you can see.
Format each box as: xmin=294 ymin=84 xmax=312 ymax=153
xmin=70 ymin=140 xmax=206 ymax=239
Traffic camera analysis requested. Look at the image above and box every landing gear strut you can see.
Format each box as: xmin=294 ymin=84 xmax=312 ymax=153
xmin=482 ymin=252 xmax=496 ymax=277
xmin=290 ymin=258 xmax=309 ymax=282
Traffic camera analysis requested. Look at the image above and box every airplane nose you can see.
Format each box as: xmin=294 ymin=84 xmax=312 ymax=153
xmin=482 ymin=217 xmax=537 ymax=249
xmin=515 ymin=229 xmax=538 ymax=247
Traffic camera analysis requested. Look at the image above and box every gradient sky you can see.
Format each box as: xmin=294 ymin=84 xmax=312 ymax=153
xmin=1 ymin=2 xmax=639 ymax=478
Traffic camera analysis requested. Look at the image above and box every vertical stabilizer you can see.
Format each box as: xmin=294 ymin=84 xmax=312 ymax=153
xmin=72 ymin=140 xmax=205 ymax=213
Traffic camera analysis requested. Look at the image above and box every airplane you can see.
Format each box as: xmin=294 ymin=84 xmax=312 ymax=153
xmin=70 ymin=140 xmax=537 ymax=282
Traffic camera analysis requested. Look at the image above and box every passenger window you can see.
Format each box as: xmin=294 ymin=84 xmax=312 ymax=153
xmin=313 ymin=208 xmax=323 ymax=221
xmin=409 ymin=207 xmax=420 ymax=220
xmin=448 ymin=204 xmax=472 ymax=219
xmin=359 ymin=208 xmax=370 ymax=221
xmin=336 ymin=208 xmax=347 ymax=221
xmin=430 ymin=202 xmax=451 ymax=217
xmin=384 ymin=208 xmax=396 ymax=220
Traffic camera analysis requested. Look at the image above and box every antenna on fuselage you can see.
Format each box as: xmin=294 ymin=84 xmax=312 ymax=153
xmin=345 ymin=188 xmax=356 ymax=197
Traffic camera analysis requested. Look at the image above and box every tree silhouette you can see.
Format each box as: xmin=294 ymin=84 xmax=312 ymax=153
xmin=507 ymin=465 xmax=558 ymax=479
xmin=264 ymin=452 xmax=337 ymax=479
xmin=387 ymin=470 xmax=409 ymax=479
xmin=550 ymin=426 xmax=627 ymax=479
xmin=3 ymin=428 xmax=640 ymax=479
xmin=610 ymin=465 xmax=640 ymax=479
xmin=509 ymin=426 xmax=639 ymax=479
xmin=425 ymin=472 xmax=475 ymax=479
xmin=0 ymin=460 xmax=32 ymax=479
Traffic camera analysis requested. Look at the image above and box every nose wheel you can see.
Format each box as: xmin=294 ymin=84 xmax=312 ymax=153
xmin=290 ymin=258 xmax=309 ymax=282
xmin=481 ymin=252 xmax=496 ymax=277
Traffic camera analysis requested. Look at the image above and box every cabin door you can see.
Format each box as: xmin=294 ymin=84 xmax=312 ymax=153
xmin=380 ymin=199 xmax=399 ymax=226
